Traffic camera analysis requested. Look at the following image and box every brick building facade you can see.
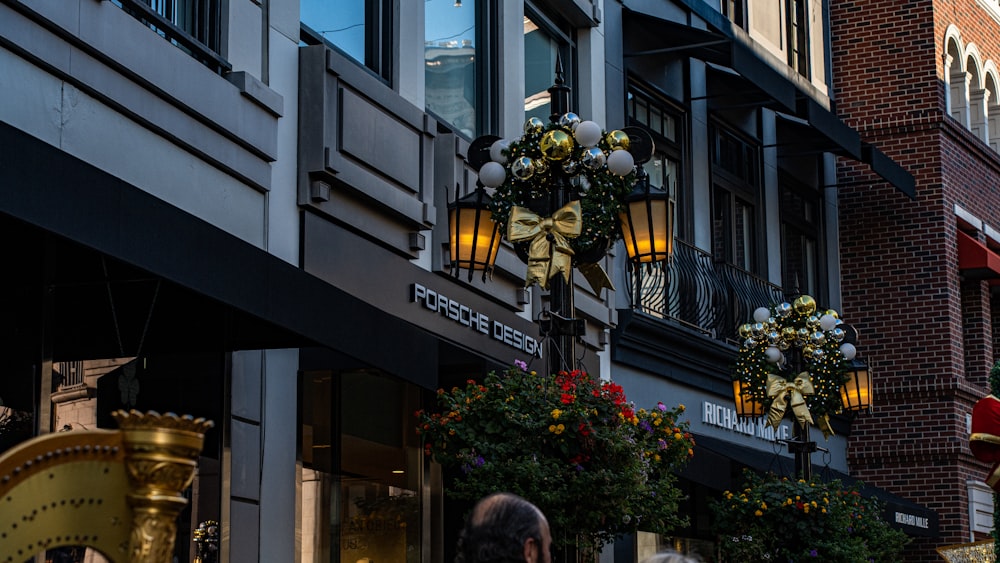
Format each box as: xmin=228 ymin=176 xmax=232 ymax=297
xmin=832 ymin=1 xmax=1000 ymax=559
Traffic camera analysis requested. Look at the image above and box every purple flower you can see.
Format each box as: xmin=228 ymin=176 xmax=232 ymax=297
xmin=514 ymin=359 xmax=528 ymax=371
xmin=809 ymin=549 xmax=818 ymax=557
xmin=474 ymin=455 xmax=485 ymax=467
xmin=657 ymin=402 xmax=667 ymax=412
xmin=640 ymin=420 xmax=653 ymax=433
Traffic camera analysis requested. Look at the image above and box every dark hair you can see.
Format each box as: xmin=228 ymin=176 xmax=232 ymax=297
xmin=455 ymin=493 xmax=545 ymax=563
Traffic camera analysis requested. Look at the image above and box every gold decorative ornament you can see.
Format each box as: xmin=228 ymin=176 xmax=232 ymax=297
xmin=539 ymin=129 xmax=574 ymax=161
xmin=0 ymin=410 xmax=212 ymax=563
xmin=793 ymin=294 xmax=817 ymax=315
xmin=507 ymin=202 xmax=582 ymax=289
xmin=114 ymin=410 xmax=214 ymax=563
xmin=605 ymin=130 xmax=630 ymax=151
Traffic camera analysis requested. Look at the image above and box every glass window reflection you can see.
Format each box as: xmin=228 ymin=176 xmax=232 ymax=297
xmin=425 ymin=0 xmax=478 ymax=137
xmin=301 ymin=0 xmax=367 ymax=64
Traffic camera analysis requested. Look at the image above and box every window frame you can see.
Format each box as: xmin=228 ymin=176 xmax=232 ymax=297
xmin=786 ymin=0 xmax=810 ymax=79
xmin=709 ymin=121 xmax=763 ymax=274
xmin=778 ymin=173 xmax=825 ymax=299
xmin=300 ymin=0 xmax=393 ymax=84
xmin=624 ymin=81 xmax=688 ymax=243
xmin=523 ymin=1 xmax=578 ymax=122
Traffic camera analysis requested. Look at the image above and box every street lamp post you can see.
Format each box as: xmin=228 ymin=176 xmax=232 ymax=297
xmin=449 ymin=60 xmax=671 ymax=375
xmin=732 ymin=296 xmax=873 ymax=479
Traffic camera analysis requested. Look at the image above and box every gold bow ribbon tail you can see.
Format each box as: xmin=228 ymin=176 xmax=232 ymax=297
xmin=766 ymin=372 xmax=815 ymax=430
xmin=508 ymin=202 xmax=582 ymax=289
xmin=576 ymin=262 xmax=615 ymax=295
xmin=816 ymin=414 xmax=835 ymax=439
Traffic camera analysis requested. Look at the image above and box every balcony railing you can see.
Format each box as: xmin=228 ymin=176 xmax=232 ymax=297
xmin=115 ymin=0 xmax=231 ymax=74
xmin=626 ymin=239 xmax=784 ymax=343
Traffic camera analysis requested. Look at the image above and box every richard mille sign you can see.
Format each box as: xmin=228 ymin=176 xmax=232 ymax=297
xmin=410 ymin=283 xmax=542 ymax=358
xmin=702 ymin=400 xmax=790 ymax=443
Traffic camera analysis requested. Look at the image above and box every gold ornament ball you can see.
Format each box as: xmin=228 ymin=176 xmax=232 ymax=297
xmin=605 ymin=130 xmax=630 ymax=151
xmin=824 ymin=309 xmax=840 ymax=319
xmin=793 ymin=295 xmax=817 ymax=315
xmin=524 ymin=117 xmax=545 ymax=135
xmin=803 ymin=345 xmax=816 ymax=357
xmin=539 ymin=129 xmax=574 ymax=161
xmin=781 ymin=327 xmax=798 ymax=342
xmin=738 ymin=323 xmax=753 ymax=339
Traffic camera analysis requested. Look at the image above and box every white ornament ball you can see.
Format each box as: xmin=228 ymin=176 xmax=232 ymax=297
xmin=840 ymin=342 xmax=857 ymax=360
xmin=478 ymin=161 xmax=507 ymax=188
xmin=489 ymin=139 xmax=510 ymax=164
xmin=765 ymin=346 xmax=782 ymax=364
xmin=819 ymin=314 xmax=837 ymax=332
xmin=574 ymin=121 xmax=603 ymax=148
xmin=753 ymin=307 xmax=771 ymax=323
xmin=606 ymin=149 xmax=635 ymax=176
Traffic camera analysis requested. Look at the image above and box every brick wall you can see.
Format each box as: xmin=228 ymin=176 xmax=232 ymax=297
xmin=832 ymin=1 xmax=1000 ymax=559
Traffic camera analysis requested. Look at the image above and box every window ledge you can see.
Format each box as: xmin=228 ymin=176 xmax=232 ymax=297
xmin=227 ymin=71 xmax=284 ymax=118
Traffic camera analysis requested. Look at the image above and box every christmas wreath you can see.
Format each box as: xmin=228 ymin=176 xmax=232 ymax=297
xmin=476 ymin=114 xmax=638 ymax=257
xmin=733 ymin=295 xmax=856 ymax=435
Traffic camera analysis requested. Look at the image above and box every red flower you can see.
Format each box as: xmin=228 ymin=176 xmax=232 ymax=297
xmin=561 ymin=393 xmax=576 ymax=405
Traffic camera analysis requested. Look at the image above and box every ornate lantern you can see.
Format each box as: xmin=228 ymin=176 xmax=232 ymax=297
xmin=841 ymin=358 xmax=873 ymax=411
xmin=448 ymin=186 xmax=501 ymax=282
xmin=619 ymin=165 xmax=674 ymax=264
xmin=733 ymin=379 xmax=765 ymax=417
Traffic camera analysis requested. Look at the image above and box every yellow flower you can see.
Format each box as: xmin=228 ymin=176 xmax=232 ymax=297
xmin=754 ymin=509 xmax=762 ymax=516
xmin=760 ymin=502 xmax=768 ymax=510
xmin=551 ymin=409 xmax=562 ymax=419
xmin=811 ymin=501 xmax=817 ymax=508
xmin=674 ymin=433 xmax=683 ymax=440
xmin=654 ymin=454 xmax=661 ymax=462
xmin=803 ymin=505 xmax=810 ymax=513
xmin=653 ymin=419 xmax=662 ymax=426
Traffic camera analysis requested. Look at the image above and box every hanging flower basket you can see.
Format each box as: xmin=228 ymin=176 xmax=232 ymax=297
xmin=416 ymin=362 xmax=694 ymax=557
xmin=710 ymin=469 xmax=909 ymax=562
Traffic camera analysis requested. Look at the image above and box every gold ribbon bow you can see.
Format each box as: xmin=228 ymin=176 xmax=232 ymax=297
xmin=766 ymin=372 xmax=815 ymax=430
xmin=577 ymin=262 xmax=615 ymax=295
xmin=508 ymin=202 xmax=582 ymax=289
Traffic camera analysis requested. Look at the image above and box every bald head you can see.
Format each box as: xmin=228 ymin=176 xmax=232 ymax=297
xmin=456 ymin=493 xmax=551 ymax=563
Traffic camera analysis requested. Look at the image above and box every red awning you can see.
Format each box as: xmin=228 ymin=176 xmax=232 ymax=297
xmin=958 ymin=230 xmax=1000 ymax=279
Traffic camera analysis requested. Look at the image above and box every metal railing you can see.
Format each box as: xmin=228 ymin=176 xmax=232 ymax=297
xmin=627 ymin=239 xmax=784 ymax=343
xmin=57 ymin=361 xmax=86 ymax=388
xmin=115 ymin=0 xmax=231 ymax=74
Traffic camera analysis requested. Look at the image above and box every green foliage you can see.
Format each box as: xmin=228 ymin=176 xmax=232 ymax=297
xmin=710 ymin=469 xmax=909 ymax=562
xmin=416 ymin=364 xmax=694 ymax=555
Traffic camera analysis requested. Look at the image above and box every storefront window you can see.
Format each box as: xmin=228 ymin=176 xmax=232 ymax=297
xmin=301 ymin=367 xmax=422 ymax=563
xmin=425 ymin=0 xmax=479 ymax=137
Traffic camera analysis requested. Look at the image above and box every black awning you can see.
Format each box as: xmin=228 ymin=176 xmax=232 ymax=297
xmin=687 ymin=433 xmax=939 ymax=537
xmin=621 ymin=6 xmax=916 ymax=199
xmin=863 ymin=142 xmax=917 ymax=199
xmin=0 ymin=121 xmax=439 ymax=388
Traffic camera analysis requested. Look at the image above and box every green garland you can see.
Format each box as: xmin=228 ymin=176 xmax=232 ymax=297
xmin=489 ymin=118 xmax=637 ymax=256
xmin=733 ymin=295 xmax=852 ymax=422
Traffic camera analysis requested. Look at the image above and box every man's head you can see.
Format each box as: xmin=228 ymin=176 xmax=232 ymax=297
xmin=455 ymin=492 xmax=552 ymax=563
